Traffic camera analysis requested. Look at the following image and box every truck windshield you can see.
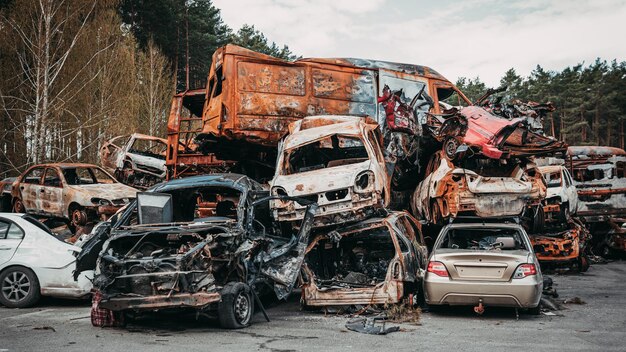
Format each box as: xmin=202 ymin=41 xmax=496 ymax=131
xmin=284 ymin=135 xmax=369 ymax=175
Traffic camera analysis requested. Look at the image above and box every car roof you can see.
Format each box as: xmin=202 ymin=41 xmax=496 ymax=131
xmin=0 ymin=213 xmax=26 ymax=221
xmin=444 ymin=222 xmax=524 ymax=230
xmin=28 ymin=163 xmax=100 ymax=169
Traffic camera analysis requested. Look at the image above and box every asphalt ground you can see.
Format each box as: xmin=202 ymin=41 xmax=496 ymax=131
xmin=1 ymin=261 xmax=624 ymax=352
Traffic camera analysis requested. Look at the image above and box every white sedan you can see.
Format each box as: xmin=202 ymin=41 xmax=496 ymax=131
xmin=0 ymin=213 xmax=93 ymax=308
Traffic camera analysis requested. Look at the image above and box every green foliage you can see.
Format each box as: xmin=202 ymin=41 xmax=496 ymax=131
xmin=230 ymin=24 xmax=297 ymax=61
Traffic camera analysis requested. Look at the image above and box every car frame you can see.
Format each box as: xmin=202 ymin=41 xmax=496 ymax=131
xmin=411 ymin=151 xmax=546 ymax=231
xmin=10 ymin=163 xmax=137 ymax=227
xmin=424 ymin=221 xmax=543 ymax=313
xmin=300 ymin=211 xmax=428 ymax=307
xmin=100 ymin=133 xmax=168 ymax=189
xmin=0 ymin=213 xmax=92 ymax=308
xmin=270 ymin=115 xmax=390 ymax=228
xmin=75 ymin=173 xmax=318 ymax=329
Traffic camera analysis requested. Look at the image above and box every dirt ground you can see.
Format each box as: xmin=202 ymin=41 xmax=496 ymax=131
xmin=1 ymin=261 xmax=624 ymax=352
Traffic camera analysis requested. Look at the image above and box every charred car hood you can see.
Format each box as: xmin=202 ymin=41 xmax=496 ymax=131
xmin=272 ymin=161 xmax=371 ymax=195
xmin=454 ymin=169 xmax=533 ymax=194
xmin=68 ymin=183 xmax=137 ymax=200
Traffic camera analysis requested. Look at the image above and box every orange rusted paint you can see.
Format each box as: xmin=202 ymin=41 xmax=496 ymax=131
xmin=193 ymin=44 xmax=469 ymax=154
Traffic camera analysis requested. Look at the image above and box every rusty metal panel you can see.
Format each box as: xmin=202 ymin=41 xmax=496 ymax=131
xmin=237 ymin=61 xmax=305 ymax=95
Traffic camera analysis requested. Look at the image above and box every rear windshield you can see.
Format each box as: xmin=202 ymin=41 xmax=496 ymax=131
xmin=437 ymin=227 xmax=527 ymax=251
xmin=284 ymin=135 xmax=369 ymax=175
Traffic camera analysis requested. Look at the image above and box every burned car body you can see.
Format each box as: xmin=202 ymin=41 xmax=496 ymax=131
xmin=300 ymin=211 xmax=428 ymax=307
xmin=100 ymin=133 xmax=168 ymax=189
xmin=10 ymin=164 xmax=136 ymax=226
xmin=0 ymin=177 xmax=16 ymax=212
xmin=78 ymin=174 xmax=317 ymax=329
xmin=411 ymin=151 xmax=546 ymax=230
xmin=567 ymin=146 xmax=626 ymax=221
xmin=270 ymin=115 xmax=389 ymax=227
xmin=538 ymin=164 xmax=579 ymax=223
xmin=529 ymin=218 xmax=590 ymax=272
xmin=426 ymin=105 xmax=566 ymax=160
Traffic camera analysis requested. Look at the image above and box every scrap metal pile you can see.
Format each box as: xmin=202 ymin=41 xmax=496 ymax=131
xmin=2 ymin=45 xmax=625 ymax=328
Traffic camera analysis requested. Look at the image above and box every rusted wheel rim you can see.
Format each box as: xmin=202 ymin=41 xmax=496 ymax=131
xmin=72 ymin=209 xmax=87 ymax=226
xmin=1 ymin=271 xmax=30 ymax=303
xmin=12 ymin=200 xmax=24 ymax=213
xmin=234 ymin=291 xmax=251 ymax=324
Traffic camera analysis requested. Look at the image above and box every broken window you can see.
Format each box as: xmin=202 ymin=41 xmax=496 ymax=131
xmin=438 ymin=86 xmax=469 ymax=108
xmin=22 ymin=167 xmax=43 ymax=184
xmin=63 ymin=167 xmax=115 ymax=185
xmin=543 ymin=171 xmax=562 ymax=188
xmin=43 ymin=168 xmax=61 ymax=187
xmin=285 ymin=135 xmax=369 ymax=174
xmin=129 ymin=138 xmax=167 ymax=160
xmin=438 ymin=228 xmax=526 ymax=251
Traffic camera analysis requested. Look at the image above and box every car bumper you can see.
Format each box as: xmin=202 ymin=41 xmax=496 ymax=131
xmin=424 ymin=274 xmax=542 ymax=308
xmin=99 ymin=292 xmax=221 ymax=311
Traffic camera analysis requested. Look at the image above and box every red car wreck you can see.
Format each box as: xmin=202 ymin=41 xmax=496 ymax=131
xmin=427 ymin=106 xmax=567 ymax=160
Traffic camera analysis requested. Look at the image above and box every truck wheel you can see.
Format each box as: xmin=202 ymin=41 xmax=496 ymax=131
xmin=0 ymin=266 xmax=41 ymax=308
xmin=12 ymin=199 xmax=25 ymax=213
xmin=218 ymin=282 xmax=254 ymax=329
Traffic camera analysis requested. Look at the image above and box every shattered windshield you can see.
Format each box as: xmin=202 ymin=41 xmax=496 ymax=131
xmin=63 ymin=167 xmax=115 ymax=185
xmin=129 ymin=138 xmax=167 ymax=160
xmin=438 ymin=228 xmax=526 ymax=251
xmin=284 ymin=135 xmax=369 ymax=175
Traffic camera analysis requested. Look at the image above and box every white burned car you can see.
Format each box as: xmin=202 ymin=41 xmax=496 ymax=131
xmin=538 ymin=164 xmax=578 ymax=222
xmin=270 ymin=116 xmax=389 ymax=227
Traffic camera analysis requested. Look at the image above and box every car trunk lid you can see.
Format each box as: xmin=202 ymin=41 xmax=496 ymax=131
xmin=434 ymin=250 xmax=529 ymax=282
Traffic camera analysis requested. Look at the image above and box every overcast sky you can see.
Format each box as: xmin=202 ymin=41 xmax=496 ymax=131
xmin=213 ymin=0 xmax=626 ymax=86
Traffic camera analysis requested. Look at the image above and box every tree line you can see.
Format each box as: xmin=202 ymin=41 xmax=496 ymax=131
xmin=1 ymin=0 xmax=624 ymax=179
xmin=456 ymin=60 xmax=626 ymax=148
xmin=0 ymin=0 xmax=295 ymax=178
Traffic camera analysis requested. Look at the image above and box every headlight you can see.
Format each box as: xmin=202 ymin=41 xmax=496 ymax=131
xmin=271 ymin=186 xmax=288 ymax=196
xmin=354 ymin=171 xmax=374 ymax=192
xmin=91 ymin=198 xmax=112 ymax=206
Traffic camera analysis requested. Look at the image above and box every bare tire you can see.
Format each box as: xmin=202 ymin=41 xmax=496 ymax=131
xmin=218 ymin=282 xmax=254 ymax=329
xmin=0 ymin=267 xmax=41 ymax=308
xmin=12 ymin=199 xmax=25 ymax=213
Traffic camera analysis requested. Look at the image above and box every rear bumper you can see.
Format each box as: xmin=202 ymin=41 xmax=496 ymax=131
xmin=100 ymin=292 xmax=221 ymax=311
xmin=424 ymin=274 xmax=542 ymax=308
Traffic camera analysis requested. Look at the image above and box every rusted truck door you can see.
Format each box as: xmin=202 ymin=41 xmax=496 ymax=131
xmin=41 ymin=167 xmax=64 ymax=217
xmin=19 ymin=167 xmax=44 ymax=213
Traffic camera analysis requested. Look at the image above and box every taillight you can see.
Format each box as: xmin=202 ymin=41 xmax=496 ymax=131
xmin=427 ymin=261 xmax=449 ymax=277
xmin=513 ymin=264 xmax=537 ymax=279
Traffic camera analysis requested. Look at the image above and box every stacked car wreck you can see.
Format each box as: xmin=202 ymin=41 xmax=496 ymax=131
xmin=8 ymin=44 xmax=620 ymax=325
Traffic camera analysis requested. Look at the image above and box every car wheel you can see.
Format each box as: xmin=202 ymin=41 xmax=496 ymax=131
xmin=71 ymin=206 xmax=88 ymax=226
xmin=12 ymin=199 xmax=25 ymax=213
xmin=218 ymin=282 xmax=254 ymax=329
xmin=443 ymin=137 xmax=460 ymax=160
xmin=577 ymin=255 xmax=590 ymax=273
xmin=0 ymin=267 xmax=41 ymax=308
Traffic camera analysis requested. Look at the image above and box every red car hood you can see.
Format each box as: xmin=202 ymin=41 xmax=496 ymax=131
xmin=459 ymin=106 xmax=566 ymax=159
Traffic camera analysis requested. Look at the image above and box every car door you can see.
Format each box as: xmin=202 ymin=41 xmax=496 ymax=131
xmin=18 ymin=167 xmax=45 ymax=213
xmin=41 ymin=167 xmax=64 ymax=217
xmin=0 ymin=218 xmax=25 ymax=265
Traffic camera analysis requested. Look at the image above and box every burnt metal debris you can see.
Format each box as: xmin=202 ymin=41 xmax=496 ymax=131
xmin=6 ymin=45 xmax=623 ymax=330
